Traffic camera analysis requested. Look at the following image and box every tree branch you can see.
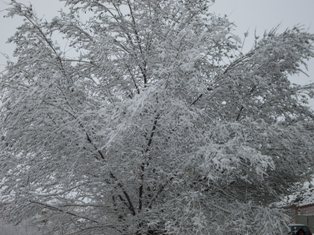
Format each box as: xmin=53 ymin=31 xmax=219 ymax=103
xmin=147 ymin=176 xmax=174 ymax=209
xmin=29 ymin=200 xmax=99 ymax=224
xmin=139 ymin=112 xmax=160 ymax=212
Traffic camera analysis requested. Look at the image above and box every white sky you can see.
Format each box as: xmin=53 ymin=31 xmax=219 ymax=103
xmin=0 ymin=0 xmax=314 ymax=87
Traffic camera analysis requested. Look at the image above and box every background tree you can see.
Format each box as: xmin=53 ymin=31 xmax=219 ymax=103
xmin=0 ymin=0 xmax=314 ymax=234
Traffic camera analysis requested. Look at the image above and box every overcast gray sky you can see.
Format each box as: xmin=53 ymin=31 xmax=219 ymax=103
xmin=1 ymin=0 xmax=314 ymax=87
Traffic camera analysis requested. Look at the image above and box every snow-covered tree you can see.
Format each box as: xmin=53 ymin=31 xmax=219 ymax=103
xmin=1 ymin=0 xmax=314 ymax=234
